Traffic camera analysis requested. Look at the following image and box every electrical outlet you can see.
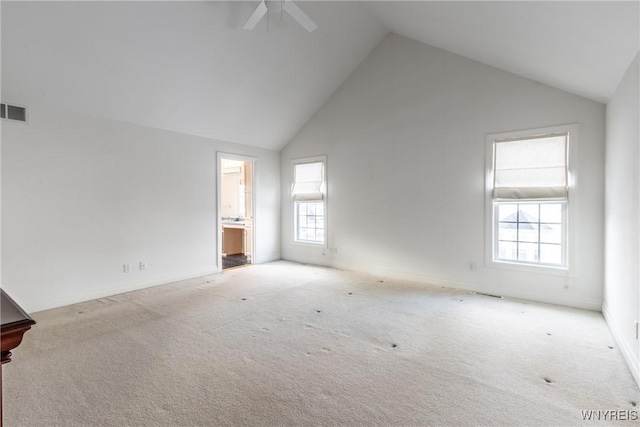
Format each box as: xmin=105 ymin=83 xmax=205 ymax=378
xmin=140 ymin=261 xmax=147 ymax=271
xmin=123 ymin=264 xmax=131 ymax=273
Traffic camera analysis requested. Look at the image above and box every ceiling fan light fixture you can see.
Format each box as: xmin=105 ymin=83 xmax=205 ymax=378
xmin=242 ymin=0 xmax=268 ymax=30
xmin=242 ymin=0 xmax=317 ymax=33
xmin=283 ymin=0 xmax=318 ymax=32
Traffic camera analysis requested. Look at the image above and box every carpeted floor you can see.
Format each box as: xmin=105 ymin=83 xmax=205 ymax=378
xmin=4 ymin=261 xmax=638 ymax=426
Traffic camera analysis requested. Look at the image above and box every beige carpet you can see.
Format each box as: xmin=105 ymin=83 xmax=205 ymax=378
xmin=4 ymin=261 xmax=638 ymax=426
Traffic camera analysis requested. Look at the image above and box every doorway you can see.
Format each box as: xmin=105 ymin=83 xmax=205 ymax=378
xmin=218 ymin=154 xmax=255 ymax=270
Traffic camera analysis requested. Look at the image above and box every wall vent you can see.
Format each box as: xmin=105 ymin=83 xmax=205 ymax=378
xmin=0 ymin=103 xmax=27 ymax=122
xmin=474 ymin=291 xmax=503 ymax=299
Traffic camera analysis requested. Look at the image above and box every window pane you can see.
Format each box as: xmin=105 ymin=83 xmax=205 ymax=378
xmin=307 ymin=216 xmax=316 ymax=228
xmin=540 ymin=203 xmax=562 ymax=223
xmin=498 ymin=222 xmax=517 ymax=241
xmin=540 ymin=223 xmax=562 ymax=244
xmin=298 ymin=228 xmax=309 ymax=241
xmin=498 ymin=241 xmax=517 ymax=261
xmin=518 ymin=242 xmax=539 ymax=262
xmin=518 ymin=204 xmax=539 ymax=223
xmin=540 ymin=244 xmax=562 ymax=265
xmin=518 ymin=223 xmax=539 ymax=243
xmin=307 ymin=203 xmax=316 ymax=216
xmin=298 ymin=203 xmax=307 ymax=215
xmin=498 ymin=204 xmax=517 ymax=221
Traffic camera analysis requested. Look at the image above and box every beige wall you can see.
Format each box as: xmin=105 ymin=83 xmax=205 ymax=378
xmin=2 ymin=106 xmax=281 ymax=312
xmin=604 ymin=52 xmax=640 ymax=385
xmin=282 ymin=34 xmax=606 ymax=310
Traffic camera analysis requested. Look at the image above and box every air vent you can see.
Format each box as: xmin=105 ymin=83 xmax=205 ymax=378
xmin=474 ymin=291 xmax=503 ymax=299
xmin=0 ymin=103 xmax=27 ymax=122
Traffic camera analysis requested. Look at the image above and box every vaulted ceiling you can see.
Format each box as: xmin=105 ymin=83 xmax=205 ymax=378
xmin=365 ymin=1 xmax=640 ymax=105
xmin=2 ymin=1 xmax=638 ymax=151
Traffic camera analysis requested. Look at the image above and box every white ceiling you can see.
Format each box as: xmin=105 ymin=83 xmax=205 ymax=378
xmin=2 ymin=1 xmax=638 ymax=151
xmin=365 ymin=1 xmax=640 ymax=104
xmin=1 ymin=1 xmax=387 ymax=150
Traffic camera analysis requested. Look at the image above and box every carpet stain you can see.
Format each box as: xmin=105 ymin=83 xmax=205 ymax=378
xmin=261 ymin=327 xmax=269 ymax=332
xmin=316 ymin=310 xmax=322 ymax=313
xmin=77 ymin=311 xmax=84 ymax=315
xmin=546 ymin=333 xmax=552 ymax=336
xmin=377 ymin=280 xmax=384 ymax=283
xmin=304 ymin=323 xmax=322 ymax=330
xmin=543 ymin=378 xmax=554 ymax=384
xmin=630 ymin=401 xmax=637 ymax=407
xmin=241 ymin=298 xmax=247 ymax=301
xmin=391 ymin=344 xmax=398 ymax=348
xmin=348 ymin=292 xmax=353 ymax=296
xmin=608 ymin=346 xmax=614 ymax=350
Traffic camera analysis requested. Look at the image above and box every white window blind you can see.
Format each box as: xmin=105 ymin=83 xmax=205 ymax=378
xmin=493 ymin=134 xmax=568 ymax=199
xmin=292 ymin=161 xmax=324 ymax=201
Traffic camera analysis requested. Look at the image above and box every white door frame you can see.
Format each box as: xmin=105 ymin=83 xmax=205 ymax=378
xmin=217 ymin=152 xmax=257 ymax=271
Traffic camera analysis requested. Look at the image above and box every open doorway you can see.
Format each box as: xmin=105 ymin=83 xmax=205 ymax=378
xmin=218 ymin=154 xmax=255 ymax=270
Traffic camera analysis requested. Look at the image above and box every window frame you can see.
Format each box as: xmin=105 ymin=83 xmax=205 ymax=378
xmin=485 ymin=124 xmax=578 ymax=276
xmin=291 ymin=155 xmax=327 ymax=247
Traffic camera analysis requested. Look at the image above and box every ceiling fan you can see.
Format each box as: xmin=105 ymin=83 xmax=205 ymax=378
xmin=243 ymin=0 xmax=318 ymax=32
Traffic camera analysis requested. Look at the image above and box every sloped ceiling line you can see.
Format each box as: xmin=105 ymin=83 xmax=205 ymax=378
xmin=1 ymin=1 xmax=637 ymax=150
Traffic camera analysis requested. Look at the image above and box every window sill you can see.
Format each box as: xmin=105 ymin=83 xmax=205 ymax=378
xmin=487 ymin=259 xmax=573 ymax=277
xmin=293 ymin=240 xmax=326 ymax=248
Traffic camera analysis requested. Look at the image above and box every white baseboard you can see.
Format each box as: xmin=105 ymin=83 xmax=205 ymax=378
xmin=254 ymin=252 xmax=281 ymax=264
xmin=602 ymin=301 xmax=640 ymax=388
xmin=29 ymin=266 xmax=220 ymax=314
xmin=329 ymin=260 xmax=602 ymax=311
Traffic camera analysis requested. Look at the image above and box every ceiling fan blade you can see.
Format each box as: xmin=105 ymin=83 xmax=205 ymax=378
xmin=243 ymin=0 xmax=268 ymax=30
xmin=283 ymin=0 xmax=318 ymax=32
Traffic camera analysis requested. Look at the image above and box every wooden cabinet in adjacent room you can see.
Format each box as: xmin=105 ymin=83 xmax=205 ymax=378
xmin=222 ymin=225 xmax=244 ymax=256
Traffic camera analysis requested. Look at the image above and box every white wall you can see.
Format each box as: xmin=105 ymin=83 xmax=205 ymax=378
xmin=2 ymin=105 xmax=280 ymax=313
xmin=604 ymin=53 xmax=640 ymax=385
xmin=281 ymin=34 xmax=605 ymax=310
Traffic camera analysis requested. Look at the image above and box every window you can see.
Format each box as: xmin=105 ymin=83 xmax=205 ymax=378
xmin=486 ymin=125 xmax=576 ymax=270
xmin=495 ymin=201 xmax=565 ymax=265
xmin=295 ymin=201 xmax=325 ymax=244
xmin=292 ymin=157 xmax=326 ymax=244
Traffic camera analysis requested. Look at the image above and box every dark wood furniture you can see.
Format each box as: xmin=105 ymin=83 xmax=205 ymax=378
xmin=1 ymin=289 xmax=35 ymax=427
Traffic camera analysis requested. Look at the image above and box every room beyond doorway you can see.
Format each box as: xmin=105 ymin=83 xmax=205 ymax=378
xmin=218 ymin=154 xmax=255 ymax=270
